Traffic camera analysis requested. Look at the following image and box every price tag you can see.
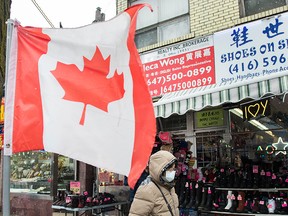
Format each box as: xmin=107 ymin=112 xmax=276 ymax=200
xmin=65 ymin=196 xmax=71 ymax=204
xmin=208 ymin=188 xmax=212 ymax=194
xmin=253 ymin=165 xmax=259 ymax=174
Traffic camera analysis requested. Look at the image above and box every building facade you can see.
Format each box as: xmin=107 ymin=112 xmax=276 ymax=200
xmin=117 ymin=0 xmax=288 ymax=214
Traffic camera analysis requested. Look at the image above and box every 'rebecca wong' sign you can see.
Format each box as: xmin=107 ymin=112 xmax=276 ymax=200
xmin=140 ymin=36 xmax=215 ymax=97
xmin=214 ymin=12 xmax=288 ymax=86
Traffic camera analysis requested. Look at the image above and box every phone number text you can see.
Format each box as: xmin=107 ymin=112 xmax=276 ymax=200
xmin=147 ymin=66 xmax=212 ymax=86
xmin=159 ymin=77 xmax=213 ymax=95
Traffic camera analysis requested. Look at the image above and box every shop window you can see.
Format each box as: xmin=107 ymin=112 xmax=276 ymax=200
xmin=10 ymin=151 xmax=52 ymax=193
xmin=158 ymin=114 xmax=187 ymax=131
xmin=229 ymin=95 xmax=288 ymax=167
xmin=135 ymin=28 xmax=157 ymax=48
xmin=239 ymin=0 xmax=287 ymax=17
xmin=130 ymin=0 xmax=190 ymax=48
xmin=196 ymin=130 xmax=226 ymax=168
xmin=57 ymin=155 xmax=76 ymax=189
xmin=10 ymin=151 xmax=75 ymax=193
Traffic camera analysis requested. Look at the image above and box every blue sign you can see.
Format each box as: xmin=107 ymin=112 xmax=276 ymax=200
xmin=214 ymin=13 xmax=288 ymax=87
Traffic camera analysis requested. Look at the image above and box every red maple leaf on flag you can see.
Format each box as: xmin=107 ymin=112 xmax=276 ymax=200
xmin=51 ymin=46 xmax=125 ymax=125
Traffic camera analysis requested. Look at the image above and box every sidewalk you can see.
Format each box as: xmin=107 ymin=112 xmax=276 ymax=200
xmin=0 ymin=213 xmax=73 ymax=216
xmin=0 ymin=211 xmax=119 ymax=215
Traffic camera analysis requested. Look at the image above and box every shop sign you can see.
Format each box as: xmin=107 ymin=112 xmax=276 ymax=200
xmin=214 ymin=12 xmax=288 ymax=88
xmin=195 ymin=109 xmax=224 ymax=128
xmin=0 ymin=134 xmax=3 ymax=149
xmin=0 ymin=124 xmax=4 ymax=149
xmin=140 ymin=36 xmax=215 ymax=97
xmin=241 ymin=98 xmax=270 ymax=121
xmin=70 ymin=181 xmax=80 ymax=194
xmin=0 ymin=97 xmax=4 ymax=123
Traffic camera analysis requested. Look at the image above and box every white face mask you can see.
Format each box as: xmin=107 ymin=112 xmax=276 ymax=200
xmin=164 ymin=170 xmax=176 ymax=182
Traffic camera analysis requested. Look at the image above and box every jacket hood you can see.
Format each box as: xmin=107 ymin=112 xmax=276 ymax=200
xmin=149 ymin=150 xmax=177 ymax=187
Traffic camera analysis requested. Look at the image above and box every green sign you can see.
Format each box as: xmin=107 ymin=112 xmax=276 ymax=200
xmin=196 ymin=109 xmax=224 ymax=128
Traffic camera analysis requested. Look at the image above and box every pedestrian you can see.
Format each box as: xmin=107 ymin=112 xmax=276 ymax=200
xmin=129 ymin=150 xmax=179 ymax=216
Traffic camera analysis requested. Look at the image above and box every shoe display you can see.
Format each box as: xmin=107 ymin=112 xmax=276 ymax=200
xmin=229 ymin=191 xmax=238 ymax=213
xmin=267 ymin=198 xmax=276 ymax=213
xmin=186 ymin=181 xmax=196 ymax=209
xmin=180 ymin=181 xmax=190 ymax=208
xmin=236 ymin=191 xmax=245 ymax=212
xmin=178 ymin=177 xmax=187 ymax=206
xmin=198 ymin=184 xmax=208 ymax=209
xmin=274 ymin=197 xmax=283 ymax=214
xmin=244 ymin=192 xmax=253 ymax=213
xmin=251 ymin=196 xmax=259 ymax=214
xmin=194 ymin=180 xmax=203 ymax=210
xmin=217 ymin=191 xmax=227 ymax=211
xmin=233 ymin=169 xmax=241 ymax=188
xmin=173 ymin=156 xmax=288 ymax=215
xmin=259 ymin=169 xmax=266 ymax=188
xmin=258 ymin=193 xmax=269 ymax=214
xmin=265 ymin=169 xmax=272 ymax=188
xmin=211 ymin=189 xmax=220 ymax=211
xmin=204 ymin=186 xmax=213 ymax=211
xmin=226 ymin=168 xmax=235 ymax=188
xmin=224 ymin=190 xmax=232 ymax=211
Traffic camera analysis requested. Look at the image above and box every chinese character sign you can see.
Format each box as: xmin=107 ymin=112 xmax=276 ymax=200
xmin=195 ymin=109 xmax=224 ymax=128
xmin=214 ymin=13 xmax=288 ymax=86
xmin=141 ymin=36 xmax=215 ymax=97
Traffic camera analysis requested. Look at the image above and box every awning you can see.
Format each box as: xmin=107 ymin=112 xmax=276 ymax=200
xmin=153 ymin=75 xmax=288 ymax=118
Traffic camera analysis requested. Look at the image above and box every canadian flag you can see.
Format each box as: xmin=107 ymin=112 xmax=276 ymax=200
xmin=5 ymin=4 xmax=156 ymax=188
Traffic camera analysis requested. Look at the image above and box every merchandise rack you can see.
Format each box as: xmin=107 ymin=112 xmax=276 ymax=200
xmin=215 ymin=187 xmax=288 ymax=192
xmin=198 ymin=209 xmax=286 ymax=216
xmin=52 ymin=201 xmax=130 ymax=216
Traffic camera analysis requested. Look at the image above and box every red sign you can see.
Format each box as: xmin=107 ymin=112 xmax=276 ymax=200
xmin=143 ymin=46 xmax=215 ymax=97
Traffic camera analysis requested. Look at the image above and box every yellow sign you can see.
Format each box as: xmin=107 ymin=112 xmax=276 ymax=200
xmin=242 ymin=99 xmax=270 ymax=121
xmin=195 ymin=109 xmax=224 ymax=128
xmin=0 ymin=134 xmax=3 ymax=149
xmin=0 ymin=97 xmax=4 ymax=123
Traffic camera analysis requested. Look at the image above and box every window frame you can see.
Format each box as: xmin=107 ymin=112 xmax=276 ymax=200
xmin=239 ymin=0 xmax=288 ymax=17
xmin=129 ymin=0 xmax=190 ymax=48
xmin=134 ymin=14 xmax=190 ymax=48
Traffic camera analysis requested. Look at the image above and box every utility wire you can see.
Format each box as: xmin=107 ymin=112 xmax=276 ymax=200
xmin=31 ymin=0 xmax=55 ymax=28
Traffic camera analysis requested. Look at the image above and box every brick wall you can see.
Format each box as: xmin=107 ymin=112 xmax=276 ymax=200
xmin=10 ymin=193 xmax=53 ymax=216
xmin=190 ymin=0 xmax=239 ymax=37
xmin=117 ymin=0 xmax=288 ymax=51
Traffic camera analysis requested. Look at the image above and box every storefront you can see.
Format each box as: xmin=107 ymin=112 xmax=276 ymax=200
xmin=3 ymin=8 xmax=288 ymax=216
xmin=144 ymin=11 xmax=288 ymax=215
xmin=7 ymin=151 xmax=130 ymax=216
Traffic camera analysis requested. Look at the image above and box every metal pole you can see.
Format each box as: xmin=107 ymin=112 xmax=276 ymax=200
xmin=3 ymin=19 xmax=14 ymax=216
xmin=3 ymin=156 xmax=10 ymax=216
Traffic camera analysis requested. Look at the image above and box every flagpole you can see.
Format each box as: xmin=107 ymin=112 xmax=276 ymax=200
xmin=3 ymin=19 xmax=14 ymax=216
xmin=3 ymin=156 xmax=10 ymax=216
